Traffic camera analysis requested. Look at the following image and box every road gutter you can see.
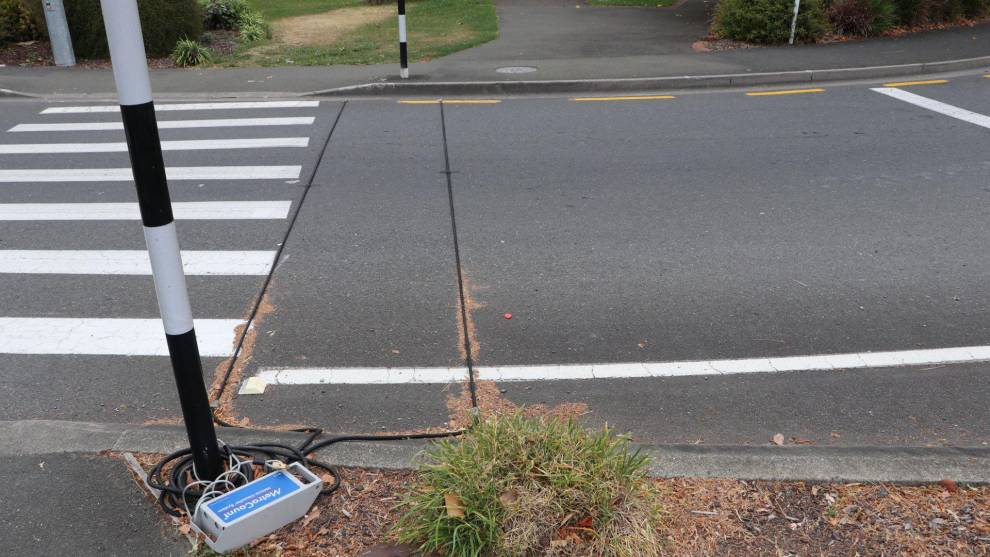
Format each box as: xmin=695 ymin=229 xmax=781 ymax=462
xmin=310 ymin=56 xmax=990 ymax=97
xmin=4 ymin=419 xmax=988 ymax=483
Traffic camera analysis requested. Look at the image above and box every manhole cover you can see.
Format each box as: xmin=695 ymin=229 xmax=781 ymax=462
xmin=495 ymin=66 xmax=538 ymax=74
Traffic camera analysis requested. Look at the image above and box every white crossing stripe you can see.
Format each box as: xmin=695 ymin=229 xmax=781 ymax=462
xmin=0 ymin=201 xmax=292 ymax=220
xmin=0 ymin=166 xmax=301 ymax=182
xmin=240 ymin=345 xmax=990 ymax=392
xmin=243 ymin=367 xmax=469 ymax=393
xmin=872 ymin=87 xmax=990 ymax=129
xmin=41 ymin=101 xmax=320 ymax=114
xmin=0 ymin=317 xmax=241 ymax=356
xmin=0 ymin=250 xmax=276 ymax=275
xmin=9 ymin=117 xmax=315 ymax=132
xmin=0 ymin=137 xmax=310 ymax=154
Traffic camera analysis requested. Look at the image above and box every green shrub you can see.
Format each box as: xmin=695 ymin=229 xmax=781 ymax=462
xmin=0 ymin=0 xmax=36 ymax=47
xmin=713 ymin=0 xmax=830 ymax=43
xmin=238 ymin=11 xmax=271 ymax=42
xmin=892 ymin=0 xmax=926 ymax=23
xmin=934 ymin=0 xmax=966 ymax=19
xmin=171 ymin=37 xmax=211 ymax=66
xmin=23 ymin=0 xmax=201 ymax=58
xmin=829 ymin=0 xmax=898 ymax=35
xmin=394 ymin=413 xmax=662 ymax=557
xmin=891 ymin=0 xmax=980 ymax=23
xmin=202 ymin=0 xmax=249 ymax=30
xmin=962 ymin=0 xmax=989 ymax=16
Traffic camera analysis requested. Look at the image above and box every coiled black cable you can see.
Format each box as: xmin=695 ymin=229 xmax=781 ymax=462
xmin=147 ymin=428 xmax=465 ymax=517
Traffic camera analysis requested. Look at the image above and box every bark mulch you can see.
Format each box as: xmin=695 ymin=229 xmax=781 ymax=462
xmin=125 ymin=453 xmax=988 ymax=557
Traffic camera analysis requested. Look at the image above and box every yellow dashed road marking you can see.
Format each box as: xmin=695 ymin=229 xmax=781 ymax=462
xmin=398 ymin=99 xmax=501 ymax=105
xmin=746 ymin=88 xmax=825 ymax=96
xmin=571 ymin=95 xmax=676 ymax=102
xmin=882 ymin=79 xmax=949 ymax=87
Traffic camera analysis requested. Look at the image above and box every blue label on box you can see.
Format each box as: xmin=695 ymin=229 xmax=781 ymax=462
xmin=206 ymin=470 xmax=300 ymax=524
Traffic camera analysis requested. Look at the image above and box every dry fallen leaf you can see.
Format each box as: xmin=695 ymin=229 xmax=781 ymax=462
xmin=444 ymin=493 xmax=465 ymax=518
xmin=178 ymin=523 xmax=192 ymax=536
xmin=301 ymin=507 xmax=321 ymax=528
xmin=499 ymin=489 xmax=518 ymax=506
xmin=939 ymin=479 xmax=959 ymax=493
xmin=791 ymin=436 xmax=814 ymax=445
xmin=772 ymin=433 xmax=785 ymax=446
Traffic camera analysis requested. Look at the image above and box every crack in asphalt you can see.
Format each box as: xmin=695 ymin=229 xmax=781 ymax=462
xmin=439 ymin=102 xmax=479 ymax=409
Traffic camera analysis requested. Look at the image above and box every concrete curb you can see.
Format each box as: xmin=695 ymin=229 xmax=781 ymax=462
xmin=2 ymin=55 xmax=988 ymax=100
xmin=310 ymin=55 xmax=990 ymax=97
xmin=3 ymin=420 xmax=988 ymax=483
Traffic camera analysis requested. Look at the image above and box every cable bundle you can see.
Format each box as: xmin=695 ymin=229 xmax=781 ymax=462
xmin=147 ymin=429 xmax=463 ymax=517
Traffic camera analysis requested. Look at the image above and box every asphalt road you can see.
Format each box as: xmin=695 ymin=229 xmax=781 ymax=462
xmin=3 ymin=72 xmax=990 ymax=447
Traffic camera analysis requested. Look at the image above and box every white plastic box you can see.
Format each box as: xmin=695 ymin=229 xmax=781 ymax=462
xmin=192 ymin=462 xmax=323 ymax=554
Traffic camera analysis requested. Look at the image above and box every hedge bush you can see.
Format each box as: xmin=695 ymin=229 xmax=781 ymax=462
xmin=0 ymin=0 xmax=35 ymax=47
xmin=829 ymin=0 xmax=898 ymax=35
xmin=202 ymin=0 xmax=249 ymax=30
xmin=713 ymin=0 xmax=830 ymax=43
xmin=24 ymin=0 xmax=201 ymax=59
xmin=889 ymin=0 xmax=987 ymax=24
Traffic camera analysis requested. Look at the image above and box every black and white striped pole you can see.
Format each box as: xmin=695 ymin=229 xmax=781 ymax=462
xmin=398 ymin=0 xmax=409 ymax=79
xmin=99 ymin=0 xmax=223 ymax=481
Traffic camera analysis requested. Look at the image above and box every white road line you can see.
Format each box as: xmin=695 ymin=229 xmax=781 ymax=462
xmin=0 ymin=137 xmax=310 ymax=154
xmin=0 ymin=166 xmax=301 ymax=182
xmin=240 ymin=345 xmax=990 ymax=393
xmin=41 ymin=101 xmax=320 ymax=114
xmin=0 ymin=318 xmax=241 ymax=356
xmin=872 ymin=87 xmax=990 ymax=129
xmin=241 ymin=367 xmax=469 ymax=393
xmin=9 ymin=117 xmax=315 ymax=132
xmin=0 ymin=250 xmax=276 ymax=275
xmin=0 ymin=201 xmax=292 ymax=220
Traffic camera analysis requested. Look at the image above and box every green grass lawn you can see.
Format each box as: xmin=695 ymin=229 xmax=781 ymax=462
xmin=586 ymin=0 xmax=676 ymax=6
xmin=225 ymin=0 xmax=497 ymax=67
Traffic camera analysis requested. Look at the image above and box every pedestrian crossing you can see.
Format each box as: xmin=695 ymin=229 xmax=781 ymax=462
xmin=9 ymin=116 xmax=315 ymax=132
xmin=0 ymin=137 xmax=310 ymax=154
xmin=0 ymin=201 xmax=292 ymax=220
xmin=0 ymin=99 xmax=325 ymax=358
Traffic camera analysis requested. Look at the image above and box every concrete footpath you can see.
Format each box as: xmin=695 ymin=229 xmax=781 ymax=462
xmin=1 ymin=0 xmax=989 ymax=97
xmin=4 ymin=419 xmax=989 ymax=556
xmin=2 ymin=452 xmax=187 ymax=557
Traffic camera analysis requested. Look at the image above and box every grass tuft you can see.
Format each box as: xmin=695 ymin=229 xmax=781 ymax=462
xmin=393 ymin=412 xmax=663 ymax=557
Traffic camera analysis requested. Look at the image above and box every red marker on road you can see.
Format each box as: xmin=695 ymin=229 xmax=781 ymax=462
xmin=503 ymin=313 xmax=513 ymax=320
